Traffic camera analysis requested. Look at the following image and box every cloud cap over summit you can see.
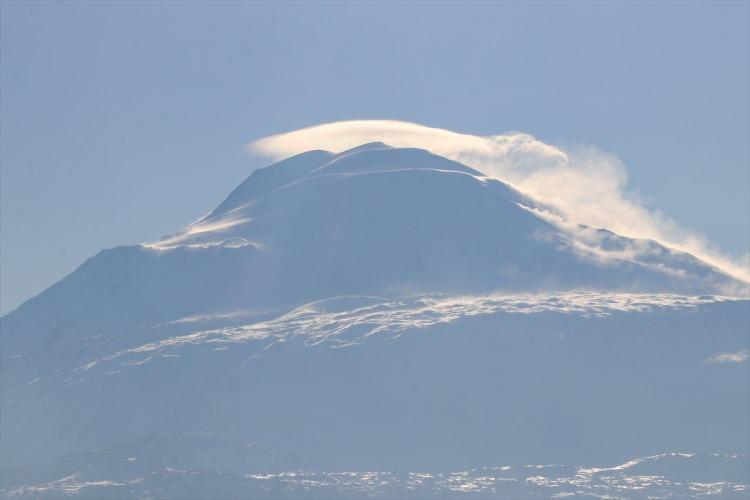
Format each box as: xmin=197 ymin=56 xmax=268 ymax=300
xmin=250 ymin=120 xmax=750 ymax=284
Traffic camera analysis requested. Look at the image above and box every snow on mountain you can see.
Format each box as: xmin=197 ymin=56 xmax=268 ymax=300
xmin=1 ymin=143 xmax=748 ymax=498
xmin=4 ymin=451 xmax=748 ymax=499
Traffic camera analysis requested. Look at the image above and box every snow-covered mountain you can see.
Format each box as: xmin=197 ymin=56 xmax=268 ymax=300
xmin=1 ymin=143 xmax=748 ymax=498
xmin=1 ymin=144 xmax=743 ymax=352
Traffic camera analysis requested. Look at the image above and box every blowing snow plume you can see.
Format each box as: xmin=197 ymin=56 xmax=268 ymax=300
xmin=250 ymin=120 xmax=750 ymax=285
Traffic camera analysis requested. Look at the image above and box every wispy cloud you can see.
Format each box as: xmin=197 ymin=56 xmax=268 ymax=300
xmin=705 ymin=350 xmax=749 ymax=364
xmin=249 ymin=120 xmax=749 ymax=284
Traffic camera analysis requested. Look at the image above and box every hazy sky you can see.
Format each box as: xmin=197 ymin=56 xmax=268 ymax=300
xmin=1 ymin=1 xmax=748 ymax=314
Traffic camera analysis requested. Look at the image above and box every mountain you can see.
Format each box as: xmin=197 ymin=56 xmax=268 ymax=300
xmin=1 ymin=143 xmax=748 ymax=498
xmin=1 ymin=143 xmax=742 ymax=353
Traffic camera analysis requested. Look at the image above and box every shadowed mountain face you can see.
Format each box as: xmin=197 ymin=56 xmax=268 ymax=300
xmin=1 ymin=144 xmax=748 ymax=498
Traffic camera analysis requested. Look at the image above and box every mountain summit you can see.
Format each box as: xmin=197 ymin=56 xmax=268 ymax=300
xmin=155 ymin=142 xmax=746 ymax=298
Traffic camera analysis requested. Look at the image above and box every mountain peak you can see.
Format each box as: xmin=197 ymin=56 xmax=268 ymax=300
xmin=132 ymin=145 xmax=745 ymax=301
xmin=337 ymin=141 xmax=393 ymax=154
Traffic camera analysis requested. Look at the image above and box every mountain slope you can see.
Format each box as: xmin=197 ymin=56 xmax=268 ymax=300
xmin=1 ymin=294 xmax=748 ymax=487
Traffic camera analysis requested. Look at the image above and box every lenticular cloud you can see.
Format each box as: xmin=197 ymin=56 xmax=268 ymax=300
xmin=249 ymin=120 xmax=750 ymax=283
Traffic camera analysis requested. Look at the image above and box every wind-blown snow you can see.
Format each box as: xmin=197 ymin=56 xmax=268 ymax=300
xmin=250 ymin=120 xmax=750 ymax=283
xmin=74 ymin=292 xmax=744 ymax=376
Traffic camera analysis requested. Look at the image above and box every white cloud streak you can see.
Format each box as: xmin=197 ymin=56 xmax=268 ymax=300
xmin=249 ymin=120 xmax=749 ymax=284
xmin=705 ymin=350 xmax=749 ymax=364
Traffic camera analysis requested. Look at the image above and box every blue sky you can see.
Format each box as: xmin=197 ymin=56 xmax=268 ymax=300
xmin=1 ymin=1 xmax=748 ymax=314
